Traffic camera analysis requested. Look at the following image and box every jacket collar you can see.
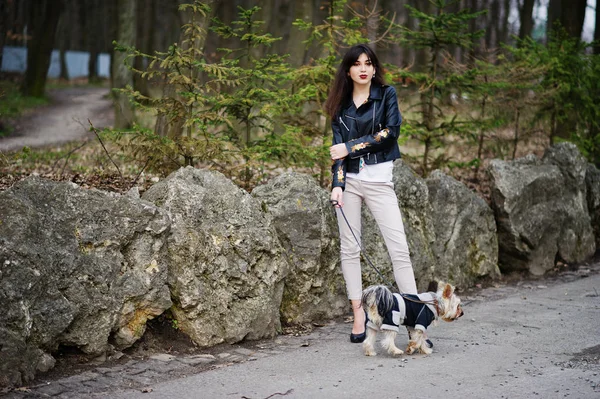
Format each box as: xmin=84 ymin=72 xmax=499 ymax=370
xmin=369 ymin=84 xmax=385 ymax=100
xmin=342 ymin=84 xmax=386 ymax=110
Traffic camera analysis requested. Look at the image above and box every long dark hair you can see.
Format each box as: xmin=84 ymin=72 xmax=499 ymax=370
xmin=324 ymin=44 xmax=386 ymax=118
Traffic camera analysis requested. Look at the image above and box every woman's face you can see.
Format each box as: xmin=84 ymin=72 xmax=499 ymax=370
xmin=348 ymin=53 xmax=374 ymax=86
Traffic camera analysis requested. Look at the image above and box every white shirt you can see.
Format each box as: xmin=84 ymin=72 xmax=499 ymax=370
xmin=347 ymin=159 xmax=393 ymax=183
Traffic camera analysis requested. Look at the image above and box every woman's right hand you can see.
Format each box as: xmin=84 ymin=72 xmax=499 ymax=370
xmin=331 ymin=187 xmax=343 ymax=208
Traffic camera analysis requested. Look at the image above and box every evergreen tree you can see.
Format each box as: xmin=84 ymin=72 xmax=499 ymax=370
xmin=109 ymin=1 xmax=232 ymax=173
xmin=508 ymin=33 xmax=600 ymax=165
xmin=209 ymin=6 xmax=293 ymax=187
xmin=290 ymin=0 xmax=377 ymax=185
xmin=386 ymin=0 xmax=486 ymax=176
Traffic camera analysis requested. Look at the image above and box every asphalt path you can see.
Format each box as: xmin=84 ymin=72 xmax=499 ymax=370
xmin=109 ymin=266 xmax=600 ymax=399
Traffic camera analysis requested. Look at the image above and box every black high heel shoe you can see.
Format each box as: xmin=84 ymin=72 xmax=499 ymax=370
xmin=350 ymin=313 xmax=367 ymax=343
xmin=350 ymin=331 xmax=366 ymax=343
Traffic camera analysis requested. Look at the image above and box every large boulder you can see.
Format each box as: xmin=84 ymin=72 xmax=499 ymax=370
xmin=142 ymin=167 xmax=289 ymax=347
xmin=489 ymin=143 xmax=596 ymax=275
xmin=0 ymin=177 xmax=171 ymax=387
xmin=252 ymin=172 xmax=347 ymax=325
xmin=426 ymin=171 xmax=500 ymax=287
xmin=585 ymin=163 xmax=600 ymax=247
xmin=360 ymin=161 xmax=498 ymax=290
xmin=359 ymin=160 xmax=437 ymax=291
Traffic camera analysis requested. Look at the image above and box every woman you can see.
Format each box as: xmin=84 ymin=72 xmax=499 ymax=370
xmin=325 ymin=44 xmax=419 ymax=344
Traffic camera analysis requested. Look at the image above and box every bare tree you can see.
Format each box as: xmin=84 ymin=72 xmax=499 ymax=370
xmin=518 ymin=0 xmax=535 ymax=40
xmin=547 ymin=0 xmax=588 ymax=40
xmin=561 ymin=0 xmax=587 ymax=39
xmin=595 ymin=0 xmax=600 ymax=54
xmin=133 ymin=0 xmax=155 ymax=95
xmin=57 ymin=12 xmax=69 ymax=80
xmin=0 ymin=0 xmax=16 ymax=69
xmin=154 ymin=0 xmax=216 ymax=138
xmin=501 ymin=0 xmax=512 ymax=45
xmin=83 ymin=0 xmax=102 ymax=82
xmin=112 ymin=0 xmax=137 ymax=129
xmin=21 ymin=0 xmax=64 ymax=97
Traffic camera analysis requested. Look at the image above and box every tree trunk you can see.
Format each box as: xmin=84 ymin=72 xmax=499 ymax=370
xmin=71 ymin=0 xmax=83 ymax=50
xmin=287 ymin=0 xmax=313 ymax=66
xmin=21 ymin=0 xmax=64 ymax=97
xmin=559 ymin=0 xmax=587 ymax=39
xmin=57 ymin=14 xmax=69 ymax=80
xmin=0 ymin=0 xmax=16 ymax=69
xmin=547 ymin=0 xmax=587 ymax=40
xmin=112 ymin=0 xmax=136 ymax=129
xmin=133 ymin=0 xmax=154 ymax=96
xmin=468 ymin=0 xmax=479 ymax=62
xmin=84 ymin=0 xmax=100 ymax=82
xmin=59 ymin=49 xmax=69 ymax=80
xmin=414 ymin=0 xmax=433 ymax=73
xmin=485 ymin=0 xmax=500 ymax=52
xmin=518 ymin=0 xmax=535 ymax=40
xmin=547 ymin=0 xmax=561 ymax=39
xmin=154 ymin=0 xmax=215 ymax=138
xmin=501 ymin=0 xmax=511 ymax=45
xmin=595 ymin=0 xmax=600 ymax=54
xmin=365 ymin=0 xmax=380 ymax=46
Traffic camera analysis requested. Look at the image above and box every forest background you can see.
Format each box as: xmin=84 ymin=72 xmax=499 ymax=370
xmin=0 ymin=0 xmax=599 ymax=195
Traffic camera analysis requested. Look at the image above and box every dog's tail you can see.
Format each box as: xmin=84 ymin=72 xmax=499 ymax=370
xmin=362 ymin=285 xmax=395 ymax=324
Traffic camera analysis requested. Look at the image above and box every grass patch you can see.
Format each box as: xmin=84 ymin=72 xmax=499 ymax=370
xmin=0 ymin=79 xmax=48 ymax=136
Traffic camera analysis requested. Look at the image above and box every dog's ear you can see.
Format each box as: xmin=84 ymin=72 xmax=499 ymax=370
xmin=442 ymin=283 xmax=453 ymax=299
xmin=427 ymin=281 xmax=438 ymax=292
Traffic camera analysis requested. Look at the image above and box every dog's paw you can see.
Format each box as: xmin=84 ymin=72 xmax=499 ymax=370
xmin=405 ymin=342 xmax=417 ymax=355
xmin=390 ymin=348 xmax=404 ymax=356
xmin=364 ymin=349 xmax=377 ymax=356
xmin=420 ymin=345 xmax=433 ymax=355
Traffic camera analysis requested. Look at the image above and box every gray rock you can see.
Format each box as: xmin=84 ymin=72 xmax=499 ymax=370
xmin=359 ymin=160 xmax=436 ymax=290
xmin=352 ymin=161 xmax=499 ymax=291
xmin=489 ymin=143 xmax=596 ymax=275
xmin=36 ymin=352 xmax=56 ymax=373
xmin=392 ymin=161 xmax=438 ymax=288
xmin=585 ymin=163 xmax=600 ymax=247
xmin=252 ymin=172 xmax=347 ymax=325
xmin=0 ymin=177 xmax=172 ymax=387
xmin=542 ymin=143 xmax=596 ymax=263
xmin=142 ymin=167 xmax=289 ymax=347
xmin=426 ymin=171 xmax=500 ymax=287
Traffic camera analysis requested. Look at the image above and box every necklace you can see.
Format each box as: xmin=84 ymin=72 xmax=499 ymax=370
xmin=353 ymin=94 xmax=369 ymax=109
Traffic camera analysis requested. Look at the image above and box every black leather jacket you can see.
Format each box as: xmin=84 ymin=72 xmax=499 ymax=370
xmin=331 ymin=84 xmax=402 ymax=190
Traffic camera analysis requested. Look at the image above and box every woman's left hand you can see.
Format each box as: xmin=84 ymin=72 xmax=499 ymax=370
xmin=330 ymin=143 xmax=349 ymax=160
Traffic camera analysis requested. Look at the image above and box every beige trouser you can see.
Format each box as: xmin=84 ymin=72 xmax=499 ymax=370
xmin=336 ymin=177 xmax=417 ymax=300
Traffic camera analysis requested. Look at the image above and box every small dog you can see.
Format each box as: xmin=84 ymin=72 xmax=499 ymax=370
xmin=361 ymin=282 xmax=464 ymax=356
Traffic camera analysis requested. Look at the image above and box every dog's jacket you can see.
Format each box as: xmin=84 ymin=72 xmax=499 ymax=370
xmin=366 ymin=292 xmax=438 ymax=333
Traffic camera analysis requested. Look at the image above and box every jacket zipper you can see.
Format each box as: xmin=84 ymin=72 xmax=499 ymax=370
xmin=339 ymin=116 xmax=350 ymax=132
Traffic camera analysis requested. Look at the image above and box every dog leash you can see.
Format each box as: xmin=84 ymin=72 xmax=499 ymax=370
xmin=330 ymin=199 xmax=438 ymax=307
xmin=330 ymin=199 xmax=397 ymax=289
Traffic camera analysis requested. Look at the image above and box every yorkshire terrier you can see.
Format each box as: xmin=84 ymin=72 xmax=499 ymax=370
xmin=361 ymin=282 xmax=464 ymax=356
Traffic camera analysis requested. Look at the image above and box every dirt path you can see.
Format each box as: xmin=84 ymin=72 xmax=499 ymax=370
xmin=0 ymin=86 xmax=114 ymax=152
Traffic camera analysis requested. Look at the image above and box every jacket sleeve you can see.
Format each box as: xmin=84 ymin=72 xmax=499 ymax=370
xmin=344 ymin=86 xmax=402 ymax=159
xmin=331 ymin=116 xmax=347 ymax=191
